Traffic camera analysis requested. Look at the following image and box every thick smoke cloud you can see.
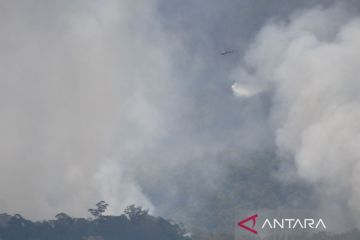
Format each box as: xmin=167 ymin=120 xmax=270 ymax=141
xmin=0 ymin=0 xmax=185 ymax=219
xmin=2 ymin=0 xmax=360 ymax=231
xmin=233 ymin=5 xmax=360 ymax=227
xmin=0 ymin=0 xmax=277 ymax=220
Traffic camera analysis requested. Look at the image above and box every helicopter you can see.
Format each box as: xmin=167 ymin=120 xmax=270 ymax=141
xmin=220 ymin=50 xmax=234 ymax=55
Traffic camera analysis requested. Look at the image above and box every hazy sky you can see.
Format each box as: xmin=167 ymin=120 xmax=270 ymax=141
xmin=1 ymin=0 xmax=360 ymax=229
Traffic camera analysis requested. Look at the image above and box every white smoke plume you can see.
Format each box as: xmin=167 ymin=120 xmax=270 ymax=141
xmin=234 ymin=5 xmax=360 ymax=227
xmin=0 ymin=0 xmax=186 ymax=219
xmin=0 ymin=0 xmax=280 ymax=222
xmin=3 ymin=0 xmax=360 ymax=230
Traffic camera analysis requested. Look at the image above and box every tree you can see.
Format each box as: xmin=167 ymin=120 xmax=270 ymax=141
xmin=124 ymin=205 xmax=149 ymax=221
xmin=88 ymin=201 xmax=109 ymax=218
xmin=55 ymin=213 xmax=71 ymax=221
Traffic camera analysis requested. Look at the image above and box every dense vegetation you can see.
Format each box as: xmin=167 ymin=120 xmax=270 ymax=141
xmin=1 ymin=204 xmax=360 ymax=240
xmin=0 ymin=205 xmax=190 ymax=240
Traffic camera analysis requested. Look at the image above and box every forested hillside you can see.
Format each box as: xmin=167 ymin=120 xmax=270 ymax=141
xmin=1 ymin=204 xmax=360 ymax=240
xmin=0 ymin=206 xmax=190 ymax=240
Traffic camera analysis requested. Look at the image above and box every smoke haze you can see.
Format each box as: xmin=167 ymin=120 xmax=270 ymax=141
xmin=1 ymin=0 xmax=360 ymax=231
xmin=234 ymin=5 xmax=360 ymax=228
